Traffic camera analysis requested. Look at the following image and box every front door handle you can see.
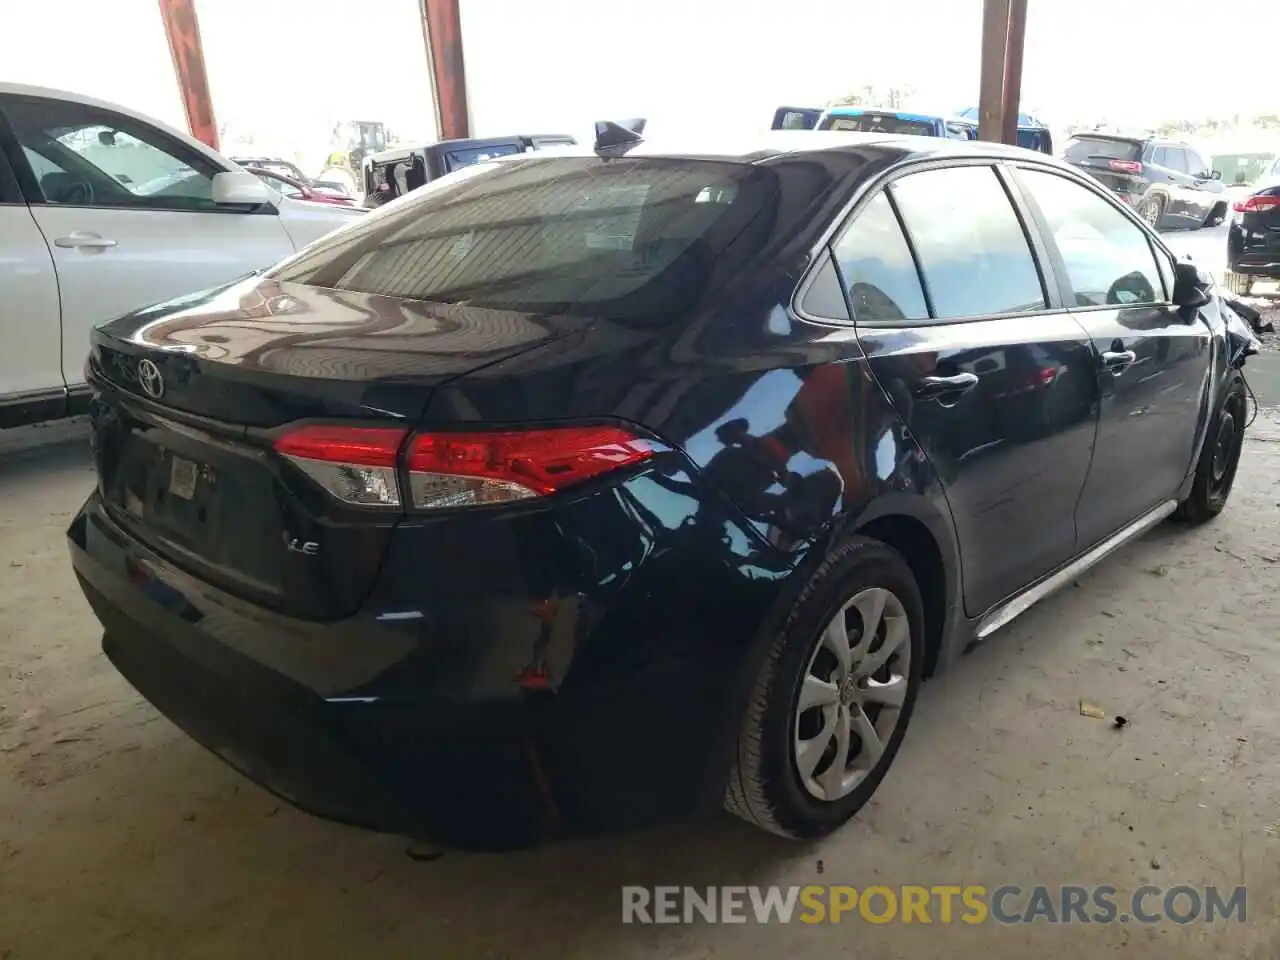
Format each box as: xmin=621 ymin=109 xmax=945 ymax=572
xmin=54 ymin=232 xmax=117 ymax=250
xmin=1101 ymin=349 xmax=1137 ymax=375
xmin=914 ymin=372 xmax=980 ymax=401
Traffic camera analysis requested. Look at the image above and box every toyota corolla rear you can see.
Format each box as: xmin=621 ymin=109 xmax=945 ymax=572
xmin=68 ymin=151 xmax=810 ymax=849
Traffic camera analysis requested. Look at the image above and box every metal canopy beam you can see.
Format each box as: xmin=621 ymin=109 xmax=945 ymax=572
xmin=422 ymin=0 xmax=471 ymax=140
xmin=157 ymin=0 xmax=219 ymax=150
xmin=978 ymin=0 xmax=1027 ymax=146
xmin=1001 ymin=0 xmax=1028 ymax=146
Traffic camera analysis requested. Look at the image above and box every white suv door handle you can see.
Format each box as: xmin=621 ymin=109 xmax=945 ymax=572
xmin=54 ymin=232 xmax=117 ymax=250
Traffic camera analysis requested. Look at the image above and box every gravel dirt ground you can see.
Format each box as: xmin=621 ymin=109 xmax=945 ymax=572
xmin=2 ymin=303 xmax=1279 ymax=959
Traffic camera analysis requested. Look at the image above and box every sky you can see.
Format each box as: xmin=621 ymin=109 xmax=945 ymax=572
xmin=3 ymin=0 xmax=1278 ymax=155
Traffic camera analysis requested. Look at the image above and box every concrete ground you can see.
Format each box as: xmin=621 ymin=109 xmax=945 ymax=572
xmin=2 ymin=293 xmax=1280 ymax=960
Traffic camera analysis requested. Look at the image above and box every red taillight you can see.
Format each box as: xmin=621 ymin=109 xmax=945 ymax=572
xmin=274 ymin=425 xmax=408 ymax=508
xmin=405 ymin=426 xmax=653 ymax=509
xmin=1232 ymin=194 xmax=1280 ymax=214
xmin=1108 ymin=159 xmax=1143 ymax=175
xmin=274 ymin=425 xmax=407 ymax=466
xmin=273 ymin=423 xmax=653 ymax=511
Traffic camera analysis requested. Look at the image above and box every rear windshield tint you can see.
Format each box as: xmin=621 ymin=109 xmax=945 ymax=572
xmin=273 ymin=157 xmax=778 ymax=321
xmin=1064 ymin=137 xmax=1142 ymax=162
xmin=822 ymin=114 xmax=935 ymax=137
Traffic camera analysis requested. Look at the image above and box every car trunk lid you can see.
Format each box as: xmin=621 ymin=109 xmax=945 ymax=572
xmin=88 ymin=274 xmax=578 ymax=620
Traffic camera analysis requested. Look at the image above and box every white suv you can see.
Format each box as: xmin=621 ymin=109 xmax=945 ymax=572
xmin=0 ymin=83 xmax=365 ymax=428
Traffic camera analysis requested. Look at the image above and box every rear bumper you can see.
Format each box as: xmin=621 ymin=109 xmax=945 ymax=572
xmin=72 ymin=502 xmax=548 ymax=848
xmin=1227 ymin=222 xmax=1280 ymax=277
xmin=69 ymin=467 xmax=793 ymax=847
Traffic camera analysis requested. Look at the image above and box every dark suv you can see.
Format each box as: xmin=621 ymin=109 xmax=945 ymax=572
xmin=1063 ymin=134 xmax=1228 ymax=230
xmin=70 ymin=131 xmax=1258 ymax=851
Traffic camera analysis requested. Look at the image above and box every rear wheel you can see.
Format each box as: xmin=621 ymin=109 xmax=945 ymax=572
xmin=1202 ymin=202 xmax=1228 ymax=228
xmin=1224 ymin=270 xmax=1254 ymax=297
xmin=1174 ymin=375 xmax=1247 ymax=523
xmin=1138 ymin=195 xmax=1165 ymax=229
xmin=724 ymin=536 xmax=924 ymax=839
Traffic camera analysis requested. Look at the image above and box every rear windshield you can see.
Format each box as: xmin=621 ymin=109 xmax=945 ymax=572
xmin=443 ymin=143 xmax=523 ymax=171
xmin=274 ymin=157 xmax=777 ymax=321
xmin=821 ymin=114 xmax=935 ymax=137
xmin=1064 ymin=136 xmax=1142 ymax=162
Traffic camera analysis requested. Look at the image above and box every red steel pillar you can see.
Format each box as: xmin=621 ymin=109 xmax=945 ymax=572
xmin=1000 ymin=0 xmax=1028 ymax=146
xmin=977 ymin=0 xmax=1011 ymax=143
xmin=422 ymin=0 xmax=471 ymax=140
xmin=157 ymin=0 xmax=219 ymax=150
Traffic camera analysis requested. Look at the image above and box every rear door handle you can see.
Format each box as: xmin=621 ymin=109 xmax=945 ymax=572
xmin=54 ymin=232 xmax=117 ymax=250
xmin=913 ymin=372 xmax=980 ymax=401
xmin=1101 ymin=349 xmax=1137 ymax=374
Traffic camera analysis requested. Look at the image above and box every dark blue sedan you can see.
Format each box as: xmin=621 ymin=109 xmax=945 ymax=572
xmin=70 ymin=125 xmax=1256 ymax=850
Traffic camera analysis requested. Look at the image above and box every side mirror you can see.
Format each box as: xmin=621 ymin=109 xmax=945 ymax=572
xmin=1172 ymin=259 xmax=1212 ymax=309
xmin=213 ymin=171 xmax=271 ymax=206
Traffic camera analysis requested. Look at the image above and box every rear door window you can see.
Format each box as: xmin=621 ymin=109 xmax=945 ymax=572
xmin=1017 ymin=168 xmax=1164 ymax=306
xmin=822 ymin=113 xmax=937 ymax=137
xmin=889 ymin=165 xmax=1047 ymax=319
xmin=830 ymin=192 xmax=928 ymax=323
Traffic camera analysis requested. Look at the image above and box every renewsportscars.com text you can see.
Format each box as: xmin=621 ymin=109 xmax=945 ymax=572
xmin=621 ymin=884 xmax=1247 ymax=925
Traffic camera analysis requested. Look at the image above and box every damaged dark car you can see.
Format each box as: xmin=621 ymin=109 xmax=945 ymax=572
xmin=69 ymin=128 xmax=1258 ymax=851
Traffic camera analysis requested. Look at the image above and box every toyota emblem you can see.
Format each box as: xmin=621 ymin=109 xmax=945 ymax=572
xmin=137 ymin=359 xmax=165 ymax=399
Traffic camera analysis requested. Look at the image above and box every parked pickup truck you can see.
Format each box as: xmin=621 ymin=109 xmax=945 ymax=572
xmin=0 ymin=83 xmax=364 ymax=429
xmin=362 ymin=134 xmax=578 ymax=207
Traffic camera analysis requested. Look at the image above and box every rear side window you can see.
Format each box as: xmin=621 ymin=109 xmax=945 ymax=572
xmin=1064 ymin=137 xmax=1142 ymax=163
xmin=1017 ymin=169 xmax=1164 ymax=307
xmin=444 ymin=143 xmax=522 ymax=171
xmin=830 ymin=192 xmax=928 ymax=323
xmin=822 ymin=113 xmax=936 ymax=137
xmin=890 ymin=165 xmax=1047 ymax=319
xmin=273 ymin=157 xmax=776 ymax=322
xmin=776 ymin=110 xmax=817 ymax=130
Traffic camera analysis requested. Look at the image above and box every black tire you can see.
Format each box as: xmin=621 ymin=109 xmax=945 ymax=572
xmin=1224 ymin=270 xmax=1254 ymax=297
xmin=1138 ymin=195 xmax=1165 ymax=230
xmin=1202 ymin=202 xmax=1228 ymax=228
xmin=1174 ymin=374 xmax=1247 ymax=524
xmin=724 ymin=536 xmax=925 ymax=839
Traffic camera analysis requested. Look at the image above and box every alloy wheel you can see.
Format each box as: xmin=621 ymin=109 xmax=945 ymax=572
xmin=1140 ymin=200 xmax=1160 ymax=227
xmin=793 ymin=587 xmax=911 ymax=802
